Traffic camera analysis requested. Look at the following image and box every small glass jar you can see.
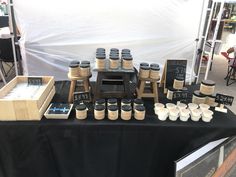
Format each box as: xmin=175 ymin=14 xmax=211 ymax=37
xmin=191 ymin=109 xmax=202 ymax=122
xmin=134 ymin=105 xmax=145 ymax=120
xmin=107 ymin=98 xmax=118 ymax=106
xmin=108 ymin=105 xmax=119 ymax=120
xmin=121 ymin=105 xmax=132 ymax=120
xmin=109 ymin=55 xmax=119 ymax=69
xmin=139 ymin=65 xmax=150 ymax=79
xmin=96 ymin=54 xmax=106 ymax=69
xmin=80 ymin=64 xmax=90 ymax=77
xmin=192 ymin=90 xmax=206 ymax=105
xmin=173 ymin=79 xmax=184 ymax=90
xmin=133 ymin=98 xmax=144 ymax=109
xmin=95 ymin=99 xmax=106 ymax=107
xmin=169 ymin=108 xmax=179 ymax=121
xmin=122 ymin=56 xmax=133 ymax=70
xmin=157 ymin=108 xmax=169 ymax=121
xmin=200 ymin=80 xmax=215 ymax=95
xmin=121 ymin=98 xmax=131 ymax=106
xmin=150 ymin=66 xmax=160 ymax=79
xmin=206 ymin=95 xmax=218 ymax=107
xmin=94 ymin=105 xmax=105 ymax=120
xmin=167 ymin=87 xmax=177 ymax=100
xmin=202 ymin=110 xmax=214 ymax=122
xmin=69 ymin=63 xmax=79 ymax=77
xmin=76 ymin=104 xmax=87 ymax=120
xmin=179 ymin=109 xmax=190 ymax=122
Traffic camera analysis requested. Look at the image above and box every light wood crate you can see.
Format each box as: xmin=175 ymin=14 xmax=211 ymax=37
xmin=0 ymin=76 xmax=55 ymax=121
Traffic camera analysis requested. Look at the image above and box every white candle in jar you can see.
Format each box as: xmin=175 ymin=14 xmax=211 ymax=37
xmin=191 ymin=109 xmax=202 ymax=122
xmin=169 ymin=108 xmax=179 ymax=121
xmin=179 ymin=109 xmax=190 ymax=122
xmin=202 ymin=110 xmax=214 ymax=122
xmin=157 ymin=108 xmax=169 ymax=121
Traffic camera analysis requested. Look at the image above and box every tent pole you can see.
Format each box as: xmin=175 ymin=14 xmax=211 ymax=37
xmin=204 ymin=1 xmax=224 ymax=80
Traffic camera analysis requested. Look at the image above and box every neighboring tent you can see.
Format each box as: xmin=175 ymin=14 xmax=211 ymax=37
xmin=13 ymin=0 xmax=203 ymax=81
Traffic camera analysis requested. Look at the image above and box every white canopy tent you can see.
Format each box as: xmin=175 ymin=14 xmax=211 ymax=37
xmin=12 ymin=0 xmax=204 ymax=81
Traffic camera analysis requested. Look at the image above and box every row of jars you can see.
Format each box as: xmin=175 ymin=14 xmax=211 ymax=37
xmin=154 ymin=102 xmax=214 ymax=122
xmin=96 ymin=48 xmax=133 ymax=70
xmin=75 ymin=98 xmax=146 ymax=120
xmin=139 ymin=62 xmax=160 ymax=80
xmin=69 ymin=60 xmax=91 ymax=77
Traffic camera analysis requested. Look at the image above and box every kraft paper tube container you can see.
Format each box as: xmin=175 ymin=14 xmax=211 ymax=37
xmin=108 ymin=105 xmax=119 ymax=120
xmin=150 ymin=66 xmax=160 ymax=79
xmin=139 ymin=65 xmax=150 ymax=78
xmin=76 ymin=104 xmax=87 ymax=120
xmin=134 ymin=105 xmax=146 ymax=120
xmin=188 ymin=103 xmax=199 ymax=111
xmin=69 ymin=63 xmax=79 ymax=77
xmin=200 ymin=80 xmax=215 ymax=95
xmin=109 ymin=55 xmax=119 ymax=69
xmin=173 ymin=79 xmax=184 ymax=90
xmin=169 ymin=108 xmax=179 ymax=121
xmin=121 ymin=98 xmax=131 ymax=106
xmin=107 ymin=98 xmax=118 ymax=106
xmin=192 ymin=90 xmax=206 ymax=105
xmin=157 ymin=108 xmax=169 ymax=121
xmin=202 ymin=110 xmax=214 ymax=122
xmin=96 ymin=54 xmax=106 ymax=69
xmin=191 ymin=109 xmax=202 ymax=122
xmin=95 ymin=99 xmax=106 ymax=107
xmin=179 ymin=109 xmax=190 ymax=122
xmin=94 ymin=105 xmax=105 ymax=120
xmin=80 ymin=64 xmax=90 ymax=77
xmin=121 ymin=105 xmax=132 ymax=120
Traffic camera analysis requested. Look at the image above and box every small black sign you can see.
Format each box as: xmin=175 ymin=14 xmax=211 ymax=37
xmin=28 ymin=77 xmax=43 ymax=85
xmin=173 ymin=91 xmax=188 ymax=101
xmin=73 ymin=92 xmax=90 ymax=104
xmin=215 ymin=93 xmax=234 ymax=106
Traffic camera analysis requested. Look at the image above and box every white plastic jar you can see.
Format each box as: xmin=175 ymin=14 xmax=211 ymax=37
xmin=166 ymin=103 xmax=176 ymax=110
xmin=157 ymin=108 xmax=169 ymax=121
xmin=154 ymin=103 xmax=165 ymax=115
xmin=177 ymin=103 xmax=187 ymax=110
xmin=202 ymin=110 xmax=214 ymax=122
xmin=191 ymin=109 xmax=202 ymax=122
xmin=188 ymin=103 xmax=199 ymax=112
xmin=179 ymin=109 xmax=190 ymax=122
xmin=169 ymin=108 xmax=179 ymax=121
xmin=199 ymin=103 xmax=210 ymax=111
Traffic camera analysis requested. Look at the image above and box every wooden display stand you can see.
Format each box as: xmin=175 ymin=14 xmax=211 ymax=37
xmin=136 ymin=76 xmax=160 ymax=103
xmin=67 ymin=73 xmax=91 ymax=103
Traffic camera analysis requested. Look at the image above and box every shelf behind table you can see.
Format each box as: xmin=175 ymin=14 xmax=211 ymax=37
xmin=0 ymin=81 xmax=235 ymax=177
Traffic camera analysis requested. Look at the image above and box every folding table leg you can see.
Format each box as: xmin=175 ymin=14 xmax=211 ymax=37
xmin=0 ymin=68 xmax=6 ymax=85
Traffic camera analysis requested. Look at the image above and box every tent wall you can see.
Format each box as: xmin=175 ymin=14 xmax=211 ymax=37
xmin=13 ymin=0 xmax=203 ymax=81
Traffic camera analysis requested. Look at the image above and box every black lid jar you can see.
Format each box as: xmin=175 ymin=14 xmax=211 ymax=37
xmin=192 ymin=90 xmax=206 ymax=105
xmin=94 ymin=105 xmax=105 ymax=120
xmin=75 ymin=104 xmax=87 ymax=120
xmin=134 ymin=105 xmax=146 ymax=120
xmin=95 ymin=99 xmax=106 ymax=106
xmin=200 ymin=80 xmax=215 ymax=95
xmin=70 ymin=60 xmax=80 ymax=65
xmin=121 ymin=98 xmax=131 ymax=106
xmin=107 ymin=98 xmax=117 ymax=106
xmin=121 ymin=105 xmax=132 ymax=121
xmin=108 ymin=105 xmax=119 ymax=120
xmin=140 ymin=62 xmax=149 ymax=67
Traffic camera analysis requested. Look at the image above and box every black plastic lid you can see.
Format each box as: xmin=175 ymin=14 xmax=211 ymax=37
xmin=121 ymin=98 xmax=131 ymax=104
xmin=208 ymin=94 xmax=216 ymax=98
xmin=76 ymin=104 xmax=86 ymax=110
xmin=168 ymin=87 xmax=177 ymax=92
xmin=70 ymin=60 xmax=80 ymax=65
xmin=140 ymin=66 xmax=150 ymax=70
xmin=96 ymin=48 xmax=105 ymax=51
xmin=122 ymin=56 xmax=133 ymax=60
xmin=201 ymin=80 xmax=215 ymax=86
xmin=150 ymin=66 xmax=160 ymax=71
xmin=96 ymin=54 xmax=106 ymax=59
xmin=80 ymin=64 xmax=90 ymax=68
xmin=140 ymin=62 xmax=149 ymax=67
xmin=181 ymin=87 xmax=188 ymax=91
xmin=110 ymin=55 xmax=119 ymax=60
xmin=81 ymin=60 xmax=90 ymax=65
xmin=122 ymin=49 xmax=130 ymax=53
xmin=95 ymin=99 xmax=106 ymax=104
xmin=108 ymin=105 xmax=118 ymax=111
xmin=122 ymin=53 xmax=132 ymax=57
xmin=121 ymin=105 xmax=132 ymax=111
xmin=108 ymin=98 xmax=117 ymax=104
xmin=135 ymin=105 xmax=145 ymax=111
xmin=94 ymin=105 xmax=105 ymax=111
xmin=133 ymin=98 xmax=143 ymax=104
xmin=193 ymin=90 xmax=206 ymax=98
xmin=150 ymin=63 xmax=159 ymax=68
xmin=110 ymin=48 xmax=119 ymax=52
xmin=69 ymin=63 xmax=79 ymax=68
xmin=174 ymin=78 xmax=184 ymax=81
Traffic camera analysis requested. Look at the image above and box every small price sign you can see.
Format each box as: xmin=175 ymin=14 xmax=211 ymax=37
xmin=215 ymin=93 xmax=234 ymax=106
xmin=173 ymin=91 xmax=188 ymax=101
xmin=73 ymin=92 xmax=90 ymax=104
xmin=28 ymin=77 xmax=43 ymax=85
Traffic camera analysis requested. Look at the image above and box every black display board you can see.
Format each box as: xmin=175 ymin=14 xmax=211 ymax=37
xmin=73 ymin=91 xmax=90 ymax=104
xmin=215 ymin=93 xmax=234 ymax=106
xmin=173 ymin=90 xmax=188 ymax=102
xmin=162 ymin=59 xmax=187 ymax=93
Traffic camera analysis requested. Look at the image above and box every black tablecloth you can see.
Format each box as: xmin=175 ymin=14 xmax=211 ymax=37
xmin=0 ymin=81 xmax=235 ymax=177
